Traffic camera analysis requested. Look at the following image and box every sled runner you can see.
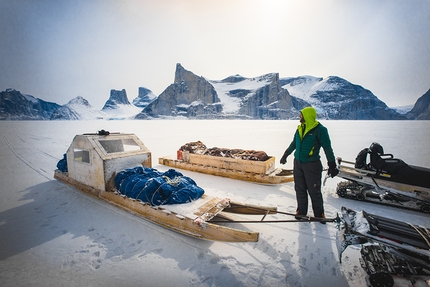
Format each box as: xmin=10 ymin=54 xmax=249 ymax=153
xmin=334 ymin=142 xmax=430 ymax=213
xmin=337 ymin=206 xmax=430 ymax=287
xmin=159 ymin=141 xmax=294 ymax=184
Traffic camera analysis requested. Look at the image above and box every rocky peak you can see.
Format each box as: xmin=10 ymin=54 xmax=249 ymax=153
xmin=51 ymin=96 xmax=107 ymax=120
xmin=220 ymin=74 xmax=247 ymax=83
xmin=136 ymin=64 xmax=221 ymax=118
xmin=68 ymin=96 xmax=91 ymax=107
xmin=132 ymin=87 xmax=157 ymax=108
xmin=102 ymin=89 xmax=131 ymax=110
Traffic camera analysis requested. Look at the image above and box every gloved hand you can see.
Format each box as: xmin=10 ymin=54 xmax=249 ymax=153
xmin=328 ymin=161 xmax=339 ymax=178
xmin=280 ymin=152 xmax=288 ymax=165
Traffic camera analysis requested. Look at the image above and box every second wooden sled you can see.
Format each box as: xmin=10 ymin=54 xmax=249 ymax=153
xmin=159 ymin=152 xmax=294 ymax=184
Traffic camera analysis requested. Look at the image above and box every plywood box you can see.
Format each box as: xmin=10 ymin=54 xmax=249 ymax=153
xmin=182 ymin=151 xmax=275 ymax=175
xmin=66 ymin=133 xmax=151 ymax=192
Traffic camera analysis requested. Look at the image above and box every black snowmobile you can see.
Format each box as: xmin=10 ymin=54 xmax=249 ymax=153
xmin=337 ymin=206 xmax=430 ymax=287
xmin=334 ymin=142 xmax=430 ymax=213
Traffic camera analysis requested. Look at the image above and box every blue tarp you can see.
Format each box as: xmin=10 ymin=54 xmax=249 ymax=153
xmin=56 ymin=154 xmax=68 ymax=172
xmin=115 ymin=166 xmax=205 ymax=206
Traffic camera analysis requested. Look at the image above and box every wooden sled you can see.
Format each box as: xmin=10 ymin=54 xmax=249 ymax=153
xmin=54 ymin=170 xmax=278 ymax=242
xmin=159 ymin=151 xmax=294 ymax=184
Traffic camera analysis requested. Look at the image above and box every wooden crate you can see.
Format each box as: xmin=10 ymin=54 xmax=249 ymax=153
xmin=182 ymin=151 xmax=275 ymax=174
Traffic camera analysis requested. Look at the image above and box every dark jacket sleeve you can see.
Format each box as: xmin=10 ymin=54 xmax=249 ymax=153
xmin=284 ymin=130 xmax=298 ymax=156
xmin=318 ymin=125 xmax=336 ymax=162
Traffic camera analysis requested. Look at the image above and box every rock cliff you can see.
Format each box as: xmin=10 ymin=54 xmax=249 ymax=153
xmin=0 ymin=89 xmax=60 ymax=120
xmin=102 ymin=89 xmax=131 ymax=110
xmin=136 ymin=64 xmax=221 ymax=118
xmin=406 ymin=89 xmax=430 ymax=120
xmin=132 ymin=87 xmax=157 ymax=108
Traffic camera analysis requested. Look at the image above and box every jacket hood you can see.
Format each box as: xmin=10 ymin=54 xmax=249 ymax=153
xmin=299 ymin=106 xmax=319 ymax=138
xmin=301 ymin=106 xmax=317 ymax=124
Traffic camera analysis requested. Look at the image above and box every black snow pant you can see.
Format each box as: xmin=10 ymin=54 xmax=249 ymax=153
xmin=293 ymin=158 xmax=324 ymax=217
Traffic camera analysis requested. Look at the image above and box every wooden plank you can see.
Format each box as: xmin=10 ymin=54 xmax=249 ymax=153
xmin=158 ymin=156 xmax=294 ymax=184
xmin=194 ymin=197 xmax=230 ymax=221
xmin=224 ymin=202 xmax=277 ymax=215
xmin=215 ymin=211 xmax=246 ymax=222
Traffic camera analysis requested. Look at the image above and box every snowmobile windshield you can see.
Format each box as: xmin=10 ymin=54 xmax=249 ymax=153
xmin=299 ymin=106 xmax=319 ymax=138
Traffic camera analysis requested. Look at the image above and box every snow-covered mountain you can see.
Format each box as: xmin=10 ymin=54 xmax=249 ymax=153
xmin=135 ymin=64 xmax=298 ymax=119
xmin=281 ymin=76 xmax=406 ymax=120
xmin=50 ymin=96 xmax=107 ymax=120
xmin=0 ymin=89 xmax=60 ymax=120
xmin=0 ymin=88 xmax=143 ymax=121
xmin=132 ymin=87 xmax=157 ymax=109
xmin=1 ymin=65 xmax=427 ymax=120
xmin=101 ymin=89 xmax=142 ymax=120
xmin=209 ymin=73 xmax=296 ymax=119
xmin=392 ymin=105 xmax=413 ymax=115
xmin=209 ymin=74 xmax=276 ymax=114
xmin=135 ymin=65 xmax=407 ymax=120
xmin=51 ymin=90 xmax=144 ymax=120
xmin=51 ymin=90 xmax=142 ymax=121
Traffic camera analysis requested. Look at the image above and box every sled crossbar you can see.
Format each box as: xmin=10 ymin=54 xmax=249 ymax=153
xmin=213 ymin=205 xmax=339 ymax=224
xmin=210 ymin=218 xmax=337 ymax=224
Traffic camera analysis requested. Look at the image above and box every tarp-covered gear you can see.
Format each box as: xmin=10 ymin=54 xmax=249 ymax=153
xmin=115 ymin=166 xmax=204 ymax=206
xmin=56 ymin=154 xmax=68 ymax=172
xmin=180 ymin=141 xmax=270 ymax=161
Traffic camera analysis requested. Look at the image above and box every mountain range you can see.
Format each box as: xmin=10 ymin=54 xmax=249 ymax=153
xmin=1 ymin=64 xmax=429 ymax=120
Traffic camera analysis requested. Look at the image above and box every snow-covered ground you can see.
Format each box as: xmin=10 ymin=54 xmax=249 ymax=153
xmin=1 ymin=120 xmax=429 ymax=287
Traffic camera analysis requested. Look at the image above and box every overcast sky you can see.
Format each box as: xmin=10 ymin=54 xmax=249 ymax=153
xmin=1 ymin=0 xmax=429 ymax=109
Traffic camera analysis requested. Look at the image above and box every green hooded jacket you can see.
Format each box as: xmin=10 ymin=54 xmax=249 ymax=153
xmin=284 ymin=106 xmax=336 ymax=163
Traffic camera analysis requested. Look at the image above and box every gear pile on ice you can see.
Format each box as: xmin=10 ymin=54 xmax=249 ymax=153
xmin=337 ymin=207 xmax=430 ymax=287
xmin=114 ymin=166 xmax=204 ymax=206
xmin=179 ymin=141 xmax=269 ymax=161
xmin=334 ymin=142 xmax=430 ymax=213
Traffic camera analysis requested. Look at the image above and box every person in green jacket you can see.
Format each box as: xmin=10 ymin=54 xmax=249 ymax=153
xmin=280 ymin=106 xmax=339 ymax=222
